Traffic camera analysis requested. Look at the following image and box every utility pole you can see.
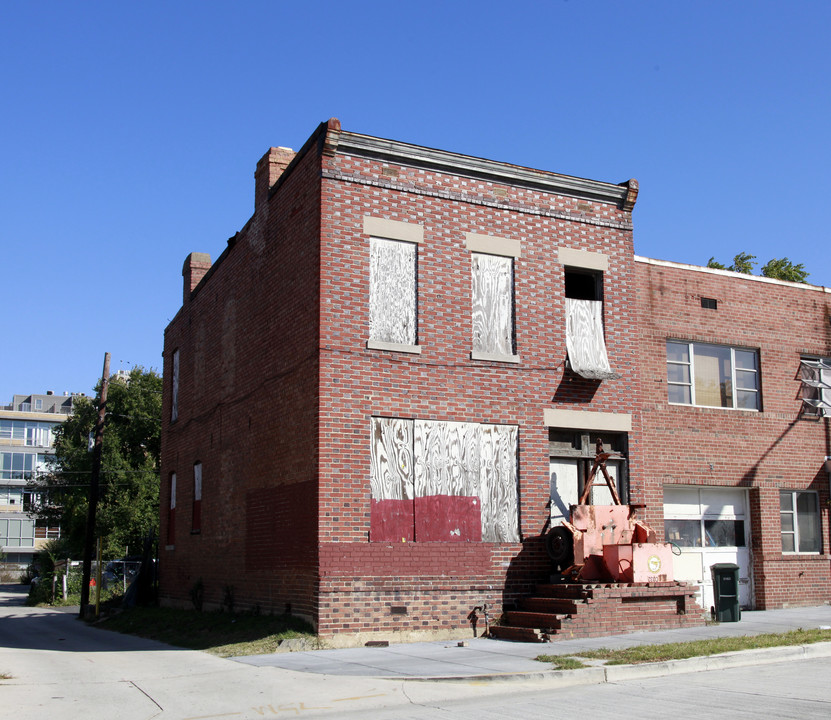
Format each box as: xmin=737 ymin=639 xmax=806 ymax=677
xmin=79 ymin=352 xmax=110 ymax=618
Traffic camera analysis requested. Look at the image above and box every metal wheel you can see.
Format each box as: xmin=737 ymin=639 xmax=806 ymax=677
xmin=545 ymin=526 xmax=574 ymax=570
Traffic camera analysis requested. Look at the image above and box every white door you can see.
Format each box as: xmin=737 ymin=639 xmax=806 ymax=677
xmin=590 ymin=460 xmax=621 ymax=506
xmin=549 ymin=459 xmax=623 ymax=525
xmin=663 ymin=487 xmax=752 ymax=612
xmin=549 ymin=459 xmax=579 ymax=525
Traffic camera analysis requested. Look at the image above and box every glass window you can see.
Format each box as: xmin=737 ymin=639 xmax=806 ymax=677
xmin=780 ymin=490 xmax=820 ymax=553
xmin=369 ymin=237 xmax=417 ymax=347
xmin=667 ymin=341 xmax=760 ymax=410
xmin=704 ymin=519 xmax=746 ymax=547
xmin=664 ymin=518 xmax=701 ymax=547
xmin=0 ymin=452 xmax=36 ymax=480
xmin=0 ymin=518 xmax=35 ymax=547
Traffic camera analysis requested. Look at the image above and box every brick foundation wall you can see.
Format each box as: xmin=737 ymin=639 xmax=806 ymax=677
xmin=636 ymin=259 xmax=831 ymax=608
xmin=316 ymin=540 xmax=552 ymax=635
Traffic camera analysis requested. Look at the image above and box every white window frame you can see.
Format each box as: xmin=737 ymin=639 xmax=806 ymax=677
xmin=667 ymin=340 xmax=760 ymax=411
xmin=0 ymin=517 xmax=35 ymax=547
xmin=780 ymin=490 xmax=821 ymax=554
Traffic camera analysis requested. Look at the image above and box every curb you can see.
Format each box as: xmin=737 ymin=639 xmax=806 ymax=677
xmin=398 ymin=641 xmax=831 ymax=685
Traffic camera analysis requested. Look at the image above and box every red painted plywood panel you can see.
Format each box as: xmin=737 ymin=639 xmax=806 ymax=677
xmin=370 ymin=498 xmax=415 ymax=542
xmin=415 ymin=495 xmax=482 ymax=542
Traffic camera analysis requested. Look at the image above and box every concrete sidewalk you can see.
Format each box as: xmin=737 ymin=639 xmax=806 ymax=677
xmin=234 ymin=605 xmax=831 ymax=680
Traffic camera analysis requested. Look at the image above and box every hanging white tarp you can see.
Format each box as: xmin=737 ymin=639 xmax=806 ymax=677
xmin=565 ymin=298 xmax=619 ymax=380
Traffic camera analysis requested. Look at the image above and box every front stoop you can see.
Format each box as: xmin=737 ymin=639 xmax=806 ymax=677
xmin=490 ymin=581 xmax=705 ymax=643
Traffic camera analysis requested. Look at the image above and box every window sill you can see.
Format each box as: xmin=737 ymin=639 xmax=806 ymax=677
xmin=366 ymin=340 xmax=422 ymax=355
xmin=667 ymin=402 xmax=760 ymax=413
xmin=470 ymin=351 xmax=521 ymax=364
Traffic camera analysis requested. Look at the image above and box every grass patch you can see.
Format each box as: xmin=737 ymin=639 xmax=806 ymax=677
xmin=534 ymin=655 xmax=588 ymax=670
xmin=536 ymin=628 xmax=831 ymax=668
xmin=97 ymin=606 xmax=318 ymax=657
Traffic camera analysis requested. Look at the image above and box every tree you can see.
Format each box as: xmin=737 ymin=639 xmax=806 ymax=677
xmin=760 ymin=257 xmax=809 ymax=283
xmin=707 ymin=253 xmax=809 ymax=283
xmin=707 ymin=253 xmax=757 ymax=274
xmin=31 ymin=367 xmax=162 ymax=559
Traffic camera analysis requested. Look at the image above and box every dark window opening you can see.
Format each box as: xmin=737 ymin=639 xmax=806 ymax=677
xmin=548 ymin=429 xmax=629 ymax=505
xmin=564 ymin=268 xmax=603 ymax=301
xmin=701 ymin=297 xmax=718 ymax=310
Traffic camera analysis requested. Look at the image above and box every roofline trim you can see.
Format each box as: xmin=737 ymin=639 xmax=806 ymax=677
xmin=635 ymin=255 xmax=830 ymax=293
xmin=336 ymin=130 xmax=635 ymax=208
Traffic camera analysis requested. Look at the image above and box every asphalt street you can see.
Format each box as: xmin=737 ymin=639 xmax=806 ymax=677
xmin=2 ymin=583 xmax=831 ymax=720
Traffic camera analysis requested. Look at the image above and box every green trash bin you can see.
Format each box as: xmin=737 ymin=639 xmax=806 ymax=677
xmin=710 ymin=563 xmax=741 ymax=622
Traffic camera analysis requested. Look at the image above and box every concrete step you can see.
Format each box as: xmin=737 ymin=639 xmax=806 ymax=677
xmin=519 ymin=597 xmax=579 ymax=614
xmin=502 ymin=611 xmax=563 ymax=630
xmin=489 ymin=625 xmax=545 ymax=643
xmin=535 ymin=583 xmax=591 ymax=599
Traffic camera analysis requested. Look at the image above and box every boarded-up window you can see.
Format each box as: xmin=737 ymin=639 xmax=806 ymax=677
xmin=369 ymin=417 xmax=415 ymax=541
xmin=171 ymin=349 xmax=179 ymax=422
xmin=192 ymin=463 xmax=202 ymax=533
xmin=369 ymin=237 xmax=417 ymax=346
xmin=370 ymin=417 xmax=519 ymax=543
xmin=479 ymin=424 xmax=520 ymax=542
xmin=414 ymin=420 xmax=482 ymax=541
xmin=168 ymin=472 xmax=177 ymax=544
xmin=471 ymin=253 xmax=514 ymax=357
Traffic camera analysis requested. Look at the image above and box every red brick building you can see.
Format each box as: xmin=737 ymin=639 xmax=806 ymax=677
xmin=636 ymin=257 xmax=830 ymax=612
xmin=160 ymin=119 xmax=830 ymax=638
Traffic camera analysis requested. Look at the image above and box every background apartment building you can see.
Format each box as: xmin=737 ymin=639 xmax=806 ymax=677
xmin=0 ymin=392 xmax=73 ymax=578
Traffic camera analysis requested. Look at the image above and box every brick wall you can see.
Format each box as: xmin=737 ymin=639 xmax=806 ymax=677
xmin=160 ymin=120 xmax=658 ymax=636
xmin=636 ymin=259 xmax=831 ymax=608
xmin=314 ymin=144 xmax=640 ymax=633
xmin=159 ymin=138 xmax=324 ymax=617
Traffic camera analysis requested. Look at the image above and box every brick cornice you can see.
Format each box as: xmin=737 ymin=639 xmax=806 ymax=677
xmin=321 ymin=168 xmax=634 ymax=232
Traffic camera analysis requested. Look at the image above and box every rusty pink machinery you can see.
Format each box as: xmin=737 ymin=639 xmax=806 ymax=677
xmin=546 ymin=439 xmax=677 ymax=583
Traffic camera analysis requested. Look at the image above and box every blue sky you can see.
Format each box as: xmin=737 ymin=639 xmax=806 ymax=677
xmin=2 ymin=1 xmax=829 ymax=401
